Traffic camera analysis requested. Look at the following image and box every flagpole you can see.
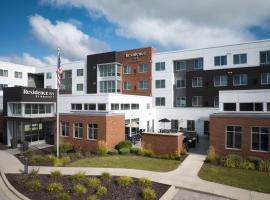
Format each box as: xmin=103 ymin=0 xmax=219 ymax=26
xmin=56 ymin=48 xmax=60 ymax=158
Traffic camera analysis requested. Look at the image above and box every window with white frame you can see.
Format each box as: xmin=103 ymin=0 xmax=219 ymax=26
xmin=71 ymin=104 xmax=82 ymax=110
xmin=11 ymin=103 xmax=21 ymax=115
xmin=192 ymin=77 xmax=203 ymax=87
xmin=123 ymin=82 xmax=131 ymax=90
xmin=176 ymin=97 xmax=186 ymax=107
xmin=176 ymin=79 xmax=186 ymax=88
xmin=0 ymin=69 xmax=8 ymax=77
xmin=214 ymin=55 xmax=227 ymax=66
xmin=111 ymin=103 xmax=119 ymax=110
xmin=155 ymin=62 xmax=165 ymax=71
xmin=192 ymin=96 xmax=202 ymax=107
xmin=24 ymin=104 xmax=53 ymax=114
xmin=155 ymin=97 xmax=165 ymax=106
xmin=121 ymin=104 xmax=130 ymax=110
xmin=260 ymin=51 xmax=270 ymax=64
xmin=131 ymin=104 xmax=139 ymax=110
xmin=99 ymin=63 xmax=119 ymax=77
xmin=155 ymin=80 xmax=165 ymax=88
xmin=214 ymin=75 xmax=228 ymax=87
xmin=226 ymin=126 xmax=242 ymax=149
xmin=123 ymin=65 xmax=131 ymax=74
xmin=251 ymin=127 xmax=269 ymax=152
xmin=61 ymin=122 xmax=69 ymax=137
xmin=194 ymin=58 xmax=204 ymax=70
xmin=239 ymin=103 xmax=263 ymax=112
xmin=187 ymin=120 xmax=195 ymax=131
xmin=74 ymin=122 xmax=83 ymax=138
xmin=98 ymin=104 xmax=106 ymax=111
xmin=233 ymin=74 xmax=248 ymax=86
xmin=76 ymin=83 xmax=83 ymax=91
xmin=99 ymin=80 xmax=120 ymax=93
xmin=138 ymin=80 xmax=148 ymax=89
xmin=88 ymin=123 xmax=98 ymax=140
xmin=77 ymin=69 xmax=84 ymax=76
xmin=14 ymin=71 xmax=22 ymax=79
xmin=233 ymin=53 xmax=247 ymax=64
xmin=268 ymin=103 xmax=270 ymax=111
xmin=84 ymin=104 xmax=96 ymax=110
xmin=139 ymin=64 xmax=148 ymax=73
xmin=214 ymin=96 xmax=219 ymax=107
xmin=261 ymin=72 xmax=270 ymax=85
xmin=223 ymin=103 xmax=236 ymax=111
xmin=175 ymin=60 xmax=186 ymax=71
xmin=0 ymin=84 xmax=8 ymax=90
xmin=46 ymin=72 xmax=52 ymax=79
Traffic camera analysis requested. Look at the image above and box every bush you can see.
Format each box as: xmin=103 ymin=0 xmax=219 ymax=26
xmin=29 ymin=155 xmax=47 ymax=165
xmin=138 ymin=178 xmax=152 ymax=187
xmin=25 ymin=179 xmax=42 ymax=192
xmin=22 ymin=149 xmax=33 ymax=158
xmin=97 ymin=141 xmax=108 ymax=156
xmin=100 ymin=172 xmax=112 ymax=180
xmin=59 ymin=143 xmax=74 ymax=154
xmin=108 ymin=149 xmax=118 ymax=155
xmin=239 ymin=161 xmax=255 ymax=170
xmin=138 ymin=148 xmax=154 ymax=157
xmin=86 ymin=177 xmax=101 ymax=188
xmin=116 ymin=140 xmax=132 ymax=150
xmin=116 ymin=176 xmax=134 ymax=187
xmin=28 ymin=168 xmax=39 ymax=179
xmin=96 ymin=186 xmax=107 ymax=196
xmin=141 ymin=187 xmax=157 ymax=200
xmin=75 ymin=150 xmax=83 ymax=159
xmin=258 ymin=160 xmax=270 ymax=172
xmin=46 ymin=154 xmax=57 ymax=163
xmin=223 ymin=154 xmax=243 ymax=168
xmin=72 ymin=184 xmax=87 ymax=195
xmin=47 ymin=182 xmax=64 ymax=193
xmin=180 ymin=147 xmax=187 ymax=156
xmin=55 ymin=193 xmax=71 ymax=200
xmin=130 ymin=147 xmax=140 ymax=154
xmin=206 ymin=146 xmax=216 ymax=163
xmin=87 ymin=195 xmax=99 ymax=200
xmin=119 ymin=148 xmax=130 ymax=155
xmin=168 ymin=151 xmax=180 ymax=160
xmin=50 ymin=170 xmax=63 ymax=179
xmin=53 ymin=156 xmax=71 ymax=167
xmin=247 ymin=156 xmax=263 ymax=170
xmin=71 ymin=171 xmax=86 ymax=181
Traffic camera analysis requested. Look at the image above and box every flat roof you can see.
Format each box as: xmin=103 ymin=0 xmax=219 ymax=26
xmin=211 ymin=112 xmax=270 ymax=119
xmin=60 ymin=111 xmax=124 ymax=117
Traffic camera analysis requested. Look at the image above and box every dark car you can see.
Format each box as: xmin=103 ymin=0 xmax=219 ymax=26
xmin=182 ymin=130 xmax=199 ymax=150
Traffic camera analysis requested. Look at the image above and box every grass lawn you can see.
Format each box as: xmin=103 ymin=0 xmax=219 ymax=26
xmin=199 ymin=163 xmax=270 ymax=194
xmin=68 ymin=155 xmax=181 ymax=172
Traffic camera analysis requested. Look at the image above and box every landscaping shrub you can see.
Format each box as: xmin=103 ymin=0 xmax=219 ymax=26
xmin=258 ymin=160 xmax=270 ymax=172
xmin=119 ymin=148 xmax=130 ymax=155
xmin=138 ymin=177 xmax=152 ymax=187
xmin=86 ymin=177 xmax=101 ymax=188
xmin=54 ymin=192 xmax=71 ymax=200
xmin=87 ymin=195 xmax=99 ymax=200
xmin=168 ymin=151 xmax=180 ymax=160
xmin=108 ymin=149 xmax=118 ymax=155
xmin=223 ymin=154 xmax=243 ymax=168
xmin=141 ymin=187 xmax=157 ymax=200
xmin=116 ymin=176 xmax=134 ymax=187
xmin=47 ymin=182 xmax=64 ymax=193
xmin=29 ymin=155 xmax=47 ymax=165
xmin=25 ymin=179 xmax=42 ymax=192
xmin=180 ymin=147 xmax=187 ymax=156
xmin=72 ymin=184 xmax=87 ymax=195
xmin=100 ymin=172 xmax=112 ymax=180
xmin=130 ymin=147 xmax=140 ymax=154
xmin=28 ymin=168 xmax=39 ymax=179
xmin=75 ymin=150 xmax=84 ymax=159
xmin=53 ymin=156 xmax=71 ymax=167
xmin=96 ymin=185 xmax=107 ymax=196
xmin=50 ymin=170 xmax=63 ymax=179
xmin=97 ymin=141 xmax=108 ymax=156
xmin=59 ymin=143 xmax=74 ymax=154
xmin=239 ymin=160 xmax=255 ymax=170
xmin=138 ymin=148 xmax=154 ymax=157
xmin=247 ymin=156 xmax=263 ymax=170
xmin=115 ymin=140 xmax=132 ymax=150
xmin=22 ymin=149 xmax=33 ymax=158
xmin=46 ymin=154 xmax=57 ymax=163
xmin=206 ymin=146 xmax=216 ymax=163
xmin=71 ymin=171 xmax=86 ymax=181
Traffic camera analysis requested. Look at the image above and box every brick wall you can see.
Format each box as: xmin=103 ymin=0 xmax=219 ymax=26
xmin=59 ymin=114 xmax=125 ymax=153
xmin=142 ymin=132 xmax=183 ymax=155
xmin=210 ymin=115 xmax=270 ymax=159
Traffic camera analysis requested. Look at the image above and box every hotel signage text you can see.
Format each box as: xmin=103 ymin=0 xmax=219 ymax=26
xmin=23 ymin=89 xmax=55 ymax=99
xmin=125 ymin=52 xmax=145 ymax=58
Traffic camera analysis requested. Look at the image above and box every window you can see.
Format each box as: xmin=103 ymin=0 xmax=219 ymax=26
xmin=100 ymin=80 xmax=117 ymax=93
xmin=39 ymin=104 xmax=45 ymax=114
xmin=45 ymin=104 xmax=52 ymax=113
xmin=121 ymin=104 xmax=130 ymax=110
xmin=194 ymin=58 xmax=204 ymax=70
xmin=139 ymin=64 xmax=148 ymax=73
xmin=0 ymin=69 xmax=8 ymax=77
xmin=24 ymin=104 xmax=53 ymax=114
xmin=223 ymin=103 xmax=236 ymax=111
xmin=214 ymin=75 xmax=228 ymax=87
xmin=176 ymin=97 xmax=186 ymax=107
xmin=233 ymin=74 xmax=248 ymax=86
xmin=155 ymin=80 xmax=165 ymax=88
xmin=123 ymin=65 xmax=131 ymax=74
xmin=155 ymin=97 xmax=165 ymax=106
xmin=61 ymin=70 xmax=72 ymax=79
xmin=252 ymin=127 xmax=269 ymax=152
xmin=14 ymin=71 xmax=22 ymax=79
xmin=176 ymin=79 xmax=186 ymax=88
xmin=175 ymin=61 xmax=186 ymax=71
xmin=138 ymin=80 xmax=148 ymax=90
xmin=187 ymin=120 xmax=195 ymax=131
xmin=25 ymin=104 xmax=31 ymax=114
xmin=214 ymin=96 xmax=219 ymax=107
xmin=261 ymin=73 xmax=270 ymax=85
xmin=240 ymin=103 xmax=263 ymax=112
xmin=155 ymin=62 xmax=165 ymax=71
xmin=11 ymin=104 xmax=21 ymax=115
xmin=260 ymin=51 xmax=270 ymax=64
xmin=0 ymin=84 xmax=8 ymax=90
xmin=46 ymin=72 xmax=52 ymax=79
xmin=76 ymin=84 xmax=83 ymax=91
xmin=88 ymin=123 xmax=98 ymax=140
xmin=84 ymin=104 xmax=96 ymax=110
xmin=268 ymin=103 xmax=270 ymax=111
xmin=32 ymin=104 xmax=38 ymax=114
xmin=233 ymin=54 xmax=247 ymax=64
xmin=192 ymin=77 xmax=203 ymax=87
xmin=61 ymin=122 xmax=69 ymax=137
xmin=111 ymin=103 xmax=119 ymax=110
xmin=123 ymin=82 xmax=131 ymax=90
xmin=74 ymin=123 xmax=83 ymax=138
xmin=192 ymin=96 xmax=202 ymax=107
xmin=131 ymin=104 xmax=139 ymax=110
xmin=71 ymin=104 xmax=82 ymax=110
xmin=214 ymin=55 xmax=227 ymax=66
xmin=77 ymin=69 xmax=84 ymax=76
xmin=98 ymin=104 xmax=106 ymax=111
xmin=226 ymin=126 xmax=242 ymax=149
xmin=99 ymin=63 xmax=117 ymax=77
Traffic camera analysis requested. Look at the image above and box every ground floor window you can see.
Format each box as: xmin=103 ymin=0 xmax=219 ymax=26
xmin=74 ymin=122 xmax=83 ymax=138
xmin=251 ymin=127 xmax=269 ymax=152
xmin=187 ymin=120 xmax=195 ymax=131
xmin=88 ymin=123 xmax=98 ymax=140
xmin=226 ymin=126 xmax=242 ymax=149
xmin=61 ymin=122 xmax=69 ymax=137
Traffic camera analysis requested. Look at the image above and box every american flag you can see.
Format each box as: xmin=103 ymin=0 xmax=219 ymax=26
xmin=57 ymin=48 xmax=63 ymax=88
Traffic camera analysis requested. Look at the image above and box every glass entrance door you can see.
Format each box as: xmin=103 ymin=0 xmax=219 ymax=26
xmin=24 ymin=122 xmax=45 ymax=143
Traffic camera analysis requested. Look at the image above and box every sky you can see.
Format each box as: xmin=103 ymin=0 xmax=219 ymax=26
xmin=0 ymin=0 xmax=270 ymax=67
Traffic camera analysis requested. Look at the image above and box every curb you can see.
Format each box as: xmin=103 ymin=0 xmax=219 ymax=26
xmin=160 ymin=185 xmax=178 ymax=200
xmin=0 ymin=172 xmax=31 ymax=200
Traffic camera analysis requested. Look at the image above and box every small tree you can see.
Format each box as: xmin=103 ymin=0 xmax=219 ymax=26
xmin=206 ymin=146 xmax=216 ymax=163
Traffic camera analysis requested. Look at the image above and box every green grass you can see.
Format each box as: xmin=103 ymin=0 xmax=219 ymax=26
xmin=199 ymin=163 xmax=270 ymax=194
xmin=68 ymin=155 xmax=180 ymax=172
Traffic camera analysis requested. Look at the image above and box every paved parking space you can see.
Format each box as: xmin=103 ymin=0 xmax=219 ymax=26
xmin=188 ymin=135 xmax=209 ymax=155
xmin=173 ymin=189 xmax=229 ymax=200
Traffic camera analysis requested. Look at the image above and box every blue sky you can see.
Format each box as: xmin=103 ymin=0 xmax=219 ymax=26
xmin=0 ymin=0 xmax=270 ymax=66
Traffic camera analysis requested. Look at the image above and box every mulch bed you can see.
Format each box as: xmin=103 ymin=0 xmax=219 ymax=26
xmin=6 ymin=174 xmax=169 ymax=200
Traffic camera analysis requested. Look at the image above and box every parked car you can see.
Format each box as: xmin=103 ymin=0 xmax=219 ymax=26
xmin=182 ymin=131 xmax=198 ymax=149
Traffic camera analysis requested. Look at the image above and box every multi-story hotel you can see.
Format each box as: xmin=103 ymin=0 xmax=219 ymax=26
xmin=0 ymin=39 xmax=270 ymax=158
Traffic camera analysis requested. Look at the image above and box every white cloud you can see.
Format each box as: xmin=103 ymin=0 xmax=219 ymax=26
xmin=40 ymin=0 xmax=270 ymax=49
xmin=29 ymin=14 xmax=110 ymax=60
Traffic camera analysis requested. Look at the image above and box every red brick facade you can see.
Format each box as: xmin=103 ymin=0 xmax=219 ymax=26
xmin=142 ymin=132 xmax=184 ymax=155
xmin=59 ymin=114 xmax=125 ymax=153
xmin=210 ymin=115 xmax=270 ymax=159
